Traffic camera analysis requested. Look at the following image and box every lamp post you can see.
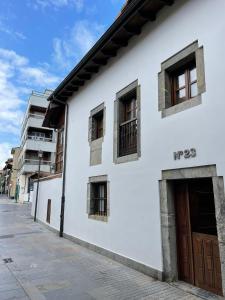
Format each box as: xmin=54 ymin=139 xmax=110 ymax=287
xmin=34 ymin=150 xmax=43 ymax=222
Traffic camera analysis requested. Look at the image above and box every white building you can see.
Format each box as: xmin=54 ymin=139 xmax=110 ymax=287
xmin=18 ymin=90 xmax=56 ymax=203
xmin=32 ymin=0 xmax=225 ymax=296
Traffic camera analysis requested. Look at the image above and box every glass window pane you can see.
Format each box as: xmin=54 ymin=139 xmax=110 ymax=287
xmin=176 ymin=88 xmax=186 ymax=100
xmin=177 ymin=73 xmax=185 ymax=88
xmin=190 ymin=67 xmax=197 ymax=82
xmin=191 ymin=82 xmax=198 ymax=98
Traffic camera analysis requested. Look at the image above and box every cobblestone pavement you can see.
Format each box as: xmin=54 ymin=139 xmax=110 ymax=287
xmin=0 ymin=196 xmax=222 ymax=300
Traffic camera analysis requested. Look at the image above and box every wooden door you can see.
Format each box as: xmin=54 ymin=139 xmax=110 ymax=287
xmin=175 ymin=180 xmax=223 ymax=296
xmin=192 ymin=233 xmax=222 ymax=295
xmin=174 ymin=183 xmax=194 ymax=284
xmin=46 ymin=199 xmax=51 ymax=224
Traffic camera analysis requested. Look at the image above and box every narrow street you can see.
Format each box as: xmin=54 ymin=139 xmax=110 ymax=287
xmin=0 ymin=196 xmax=218 ymax=300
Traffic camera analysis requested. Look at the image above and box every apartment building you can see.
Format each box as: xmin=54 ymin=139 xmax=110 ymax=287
xmin=18 ymin=90 xmax=56 ymax=203
xmin=32 ymin=0 xmax=225 ymax=296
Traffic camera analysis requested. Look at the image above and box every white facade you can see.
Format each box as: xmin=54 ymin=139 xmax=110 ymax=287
xmin=33 ymin=0 xmax=225 ymax=293
xmin=31 ymin=177 xmax=62 ymax=231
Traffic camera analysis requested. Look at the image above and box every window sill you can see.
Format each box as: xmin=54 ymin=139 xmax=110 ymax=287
xmin=114 ymin=152 xmax=139 ymax=164
xmin=88 ymin=214 xmax=108 ymax=222
xmin=89 ymin=137 xmax=104 ymax=146
xmin=161 ymin=95 xmax=202 ymax=118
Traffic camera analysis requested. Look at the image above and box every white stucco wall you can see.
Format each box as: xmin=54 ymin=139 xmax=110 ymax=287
xmin=31 ymin=177 xmax=62 ymax=231
xmin=35 ymin=0 xmax=225 ymax=273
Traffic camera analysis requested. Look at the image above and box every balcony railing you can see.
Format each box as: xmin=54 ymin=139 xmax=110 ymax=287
xmin=23 ymin=159 xmax=52 ymax=165
xmin=27 ymin=135 xmax=53 ymax=142
xmin=119 ymin=118 xmax=137 ymax=157
xmin=20 ymin=134 xmax=54 ymax=152
xmin=18 ymin=159 xmax=53 ymax=172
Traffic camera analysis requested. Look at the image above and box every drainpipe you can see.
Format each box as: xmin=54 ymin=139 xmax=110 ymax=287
xmin=52 ymin=97 xmax=68 ymax=238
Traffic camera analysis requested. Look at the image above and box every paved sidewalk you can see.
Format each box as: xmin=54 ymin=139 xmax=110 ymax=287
xmin=0 ymin=196 xmax=220 ymax=300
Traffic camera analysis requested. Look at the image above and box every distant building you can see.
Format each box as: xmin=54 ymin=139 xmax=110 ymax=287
xmin=17 ymin=89 xmax=56 ymax=203
xmin=1 ymin=158 xmax=13 ymax=195
xmin=9 ymin=147 xmax=20 ymax=200
xmin=0 ymin=169 xmax=3 ymax=194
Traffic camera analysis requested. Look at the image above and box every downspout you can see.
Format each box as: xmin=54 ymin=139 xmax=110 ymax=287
xmin=52 ymin=97 xmax=68 ymax=238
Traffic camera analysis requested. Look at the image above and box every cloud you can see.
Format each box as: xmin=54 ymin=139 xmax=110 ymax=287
xmin=0 ymin=19 xmax=27 ymax=41
xmin=30 ymin=0 xmax=84 ymax=11
xmin=0 ymin=143 xmax=12 ymax=169
xmin=19 ymin=67 xmax=59 ymax=87
xmin=0 ymin=48 xmax=28 ymax=66
xmin=52 ymin=20 xmax=105 ymax=71
xmin=0 ymin=48 xmax=60 ymax=166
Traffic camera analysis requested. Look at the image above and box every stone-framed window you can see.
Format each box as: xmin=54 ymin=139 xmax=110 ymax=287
xmin=87 ymin=175 xmax=109 ymax=222
xmin=114 ymin=80 xmax=141 ymax=164
xmin=88 ymin=103 xmax=106 ymax=166
xmin=158 ymin=41 xmax=206 ymax=118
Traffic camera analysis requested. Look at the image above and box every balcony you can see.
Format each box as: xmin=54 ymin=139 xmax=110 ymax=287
xmin=19 ymin=159 xmax=53 ymax=175
xmin=21 ymin=135 xmax=56 ymax=154
xmin=119 ymin=118 xmax=137 ymax=157
xmin=29 ymin=90 xmax=51 ymax=108
xmin=21 ymin=114 xmax=45 ymax=136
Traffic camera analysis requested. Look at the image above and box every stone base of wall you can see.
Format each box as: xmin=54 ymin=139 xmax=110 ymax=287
xmin=36 ymin=218 xmax=163 ymax=281
xmin=64 ymin=233 xmax=163 ymax=281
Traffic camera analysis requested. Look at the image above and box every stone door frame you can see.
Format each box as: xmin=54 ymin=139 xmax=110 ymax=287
xmin=159 ymin=165 xmax=225 ymax=296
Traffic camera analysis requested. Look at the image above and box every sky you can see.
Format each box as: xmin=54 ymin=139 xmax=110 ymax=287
xmin=0 ymin=0 xmax=125 ymax=168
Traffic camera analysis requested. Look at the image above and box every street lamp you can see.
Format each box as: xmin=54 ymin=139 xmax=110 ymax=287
xmin=34 ymin=150 xmax=43 ymax=222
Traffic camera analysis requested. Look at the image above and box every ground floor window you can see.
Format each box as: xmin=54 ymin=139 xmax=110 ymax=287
xmin=87 ymin=175 xmax=109 ymax=221
xmin=90 ymin=182 xmax=107 ymax=216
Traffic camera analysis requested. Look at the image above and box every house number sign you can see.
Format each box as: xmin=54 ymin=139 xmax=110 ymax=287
xmin=174 ymin=148 xmax=196 ymax=160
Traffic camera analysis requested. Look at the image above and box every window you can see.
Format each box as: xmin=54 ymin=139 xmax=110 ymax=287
xmin=158 ymin=41 xmax=206 ymax=118
xmin=119 ymin=89 xmax=137 ymax=157
xmin=171 ymin=61 xmax=197 ymax=105
xmin=87 ymin=175 xmax=109 ymax=221
xmin=90 ymin=182 xmax=107 ymax=216
xmin=114 ymin=80 xmax=141 ymax=164
xmin=92 ymin=110 xmax=103 ymax=141
xmin=89 ymin=103 xmax=105 ymax=166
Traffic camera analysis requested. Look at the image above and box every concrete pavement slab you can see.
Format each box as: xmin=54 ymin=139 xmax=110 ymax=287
xmin=0 ymin=196 xmax=219 ymax=300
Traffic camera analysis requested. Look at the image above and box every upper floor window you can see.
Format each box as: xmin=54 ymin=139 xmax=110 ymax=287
xmin=114 ymin=80 xmax=141 ymax=164
xmin=89 ymin=103 xmax=105 ymax=166
xmin=119 ymin=89 xmax=137 ymax=157
xmin=171 ymin=61 xmax=197 ymax=106
xmin=158 ymin=41 xmax=206 ymax=118
xmin=92 ymin=110 xmax=104 ymax=141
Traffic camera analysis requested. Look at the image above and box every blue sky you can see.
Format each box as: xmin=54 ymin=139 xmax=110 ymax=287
xmin=0 ymin=0 xmax=125 ymax=167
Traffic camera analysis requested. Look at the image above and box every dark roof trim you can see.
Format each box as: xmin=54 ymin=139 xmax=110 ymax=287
xmin=48 ymin=0 xmax=174 ymax=104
